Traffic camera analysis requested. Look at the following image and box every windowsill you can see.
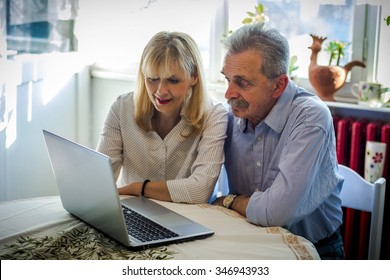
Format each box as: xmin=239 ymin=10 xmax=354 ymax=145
xmin=91 ymin=68 xmax=137 ymax=82
xmin=325 ymin=100 xmax=390 ymax=113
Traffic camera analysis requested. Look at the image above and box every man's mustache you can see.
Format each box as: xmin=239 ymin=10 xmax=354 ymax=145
xmin=227 ymin=98 xmax=249 ymax=109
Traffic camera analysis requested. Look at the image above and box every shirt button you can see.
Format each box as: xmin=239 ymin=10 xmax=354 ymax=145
xmin=256 ymin=161 xmax=262 ymax=167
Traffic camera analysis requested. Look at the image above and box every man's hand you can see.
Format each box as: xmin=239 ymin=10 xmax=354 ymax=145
xmin=212 ymin=195 xmax=250 ymax=218
xmin=212 ymin=196 xmax=225 ymax=207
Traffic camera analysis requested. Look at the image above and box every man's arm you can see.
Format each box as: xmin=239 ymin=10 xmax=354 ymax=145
xmin=213 ymin=195 xmax=250 ymax=217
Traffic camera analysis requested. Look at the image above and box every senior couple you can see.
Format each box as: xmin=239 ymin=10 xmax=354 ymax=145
xmin=96 ymin=23 xmax=345 ymax=260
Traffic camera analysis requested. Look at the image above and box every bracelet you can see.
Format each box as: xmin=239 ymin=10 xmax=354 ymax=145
xmin=141 ymin=180 xmax=150 ymax=196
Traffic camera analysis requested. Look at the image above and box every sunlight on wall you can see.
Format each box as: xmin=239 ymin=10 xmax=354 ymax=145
xmin=4 ymin=93 xmax=17 ymax=149
xmin=0 ymin=60 xmax=19 ymax=149
xmin=0 ymin=91 xmax=17 ymax=149
xmin=1 ymin=53 xmax=89 ymax=151
xmin=40 ymin=53 xmax=88 ymax=106
xmin=42 ymin=68 xmax=75 ymax=106
xmin=27 ymin=81 xmax=32 ymax=122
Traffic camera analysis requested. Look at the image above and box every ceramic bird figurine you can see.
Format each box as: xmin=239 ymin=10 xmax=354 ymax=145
xmin=308 ymin=34 xmax=366 ymax=101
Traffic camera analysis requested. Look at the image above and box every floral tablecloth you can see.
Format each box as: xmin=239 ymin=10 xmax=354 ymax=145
xmin=0 ymin=196 xmax=319 ymax=260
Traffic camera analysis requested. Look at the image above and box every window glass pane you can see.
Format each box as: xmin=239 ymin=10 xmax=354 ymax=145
xmin=0 ymin=0 xmax=6 ymax=57
xmin=228 ymin=0 xmax=356 ymax=79
xmin=76 ymin=0 xmax=219 ymax=74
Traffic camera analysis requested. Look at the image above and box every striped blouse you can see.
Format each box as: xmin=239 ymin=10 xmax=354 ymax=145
xmin=96 ymin=92 xmax=228 ymax=204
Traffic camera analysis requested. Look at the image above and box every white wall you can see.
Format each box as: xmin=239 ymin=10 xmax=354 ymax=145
xmin=0 ymin=53 xmax=91 ymax=201
xmin=90 ymin=72 xmax=135 ymax=148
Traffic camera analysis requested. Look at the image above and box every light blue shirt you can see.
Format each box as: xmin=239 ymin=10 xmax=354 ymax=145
xmin=224 ymin=81 xmax=344 ymax=243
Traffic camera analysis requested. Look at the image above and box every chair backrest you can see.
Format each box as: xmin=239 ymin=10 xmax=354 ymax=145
xmin=338 ymin=164 xmax=386 ymax=260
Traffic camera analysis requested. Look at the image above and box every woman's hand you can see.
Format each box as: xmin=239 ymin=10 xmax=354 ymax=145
xmin=118 ymin=181 xmax=172 ymax=202
xmin=118 ymin=182 xmax=142 ymax=196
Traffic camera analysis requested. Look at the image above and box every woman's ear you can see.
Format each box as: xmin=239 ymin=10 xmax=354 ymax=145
xmin=272 ymin=74 xmax=288 ymax=99
xmin=190 ymin=75 xmax=199 ymax=86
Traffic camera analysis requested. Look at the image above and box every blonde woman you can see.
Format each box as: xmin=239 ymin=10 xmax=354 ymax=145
xmin=97 ymin=31 xmax=227 ymax=204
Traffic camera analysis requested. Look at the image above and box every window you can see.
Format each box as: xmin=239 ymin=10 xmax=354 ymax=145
xmin=76 ymin=0 xmax=220 ymax=75
xmin=250 ymin=0 xmax=357 ymax=79
xmin=222 ymin=0 xmax=382 ymax=100
xmin=2 ymin=0 xmax=78 ymax=55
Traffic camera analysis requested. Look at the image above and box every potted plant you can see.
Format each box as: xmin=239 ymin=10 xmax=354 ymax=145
xmin=223 ymin=4 xmax=269 ymax=39
xmin=224 ymin=3 xmax=299 ymax=79
xmin=324 ymin=40 xmax=351 ymax=66
xmin=308 ymin=34 xmax=365 ymax=101
xmin=242 ymin=3 xmax=269 ymax=24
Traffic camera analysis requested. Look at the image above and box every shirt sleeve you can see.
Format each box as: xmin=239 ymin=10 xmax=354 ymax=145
xmin=96 ymin=96 xmax=124 ymax=181
xmin=246 ymin=113 xmax=339 ymax=227
xmin=167 ymin=102 xmax=228 ymax=204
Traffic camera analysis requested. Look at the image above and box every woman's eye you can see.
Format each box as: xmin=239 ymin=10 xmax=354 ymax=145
xmin=168 ymin=78 xmax=180 ymax=84
xmin=147 ymin=77 xmax=159 ymax=82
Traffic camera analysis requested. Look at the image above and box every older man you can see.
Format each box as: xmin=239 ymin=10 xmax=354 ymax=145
xmin=214 ymin=23 xmax=345 ymax=260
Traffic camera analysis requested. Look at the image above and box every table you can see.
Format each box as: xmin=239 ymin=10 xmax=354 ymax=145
xmin=0 ymin=196 xmax=319 ymax=260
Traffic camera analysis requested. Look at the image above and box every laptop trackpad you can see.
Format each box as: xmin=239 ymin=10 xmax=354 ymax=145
xmin=153 ymin=213 xmax=191 ymax=227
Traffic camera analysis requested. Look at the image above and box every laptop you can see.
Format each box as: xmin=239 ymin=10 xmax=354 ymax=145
xmin=42 ymin=129 xmax=214 ymax=250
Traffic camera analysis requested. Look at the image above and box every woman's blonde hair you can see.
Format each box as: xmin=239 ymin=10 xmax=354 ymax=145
xmin=134 ymin=31 xmax=208 ymax=137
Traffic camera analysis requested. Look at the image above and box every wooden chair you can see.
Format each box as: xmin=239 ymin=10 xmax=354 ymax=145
xmin=338 ymin=164 xmax=386 ymax=259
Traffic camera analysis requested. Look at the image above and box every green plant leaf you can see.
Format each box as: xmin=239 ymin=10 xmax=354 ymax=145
xmin=386 ymin=16 xmax=390 ymax=26
xmin=224 ymin=2 xmax=269 ymax=41
xmin=324 ymin=39 xmax=351 ymax=65
xmin=242 ymin=18 xmax=253 ymax=24
xmin=290 ymin=55 xmax=297 ymax=65
xmin=256 ymin=4 xmax=264 ymax=14
xmin=288 ymin=55 xmax=299 ymax=76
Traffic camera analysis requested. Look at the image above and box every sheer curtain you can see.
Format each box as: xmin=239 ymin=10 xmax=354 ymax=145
xmin=6 ymin=0 xmax=78 ymax=54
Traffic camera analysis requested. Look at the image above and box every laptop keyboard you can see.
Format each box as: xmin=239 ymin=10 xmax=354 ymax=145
xmin=122 ymin=206 xmax=179 ymax=242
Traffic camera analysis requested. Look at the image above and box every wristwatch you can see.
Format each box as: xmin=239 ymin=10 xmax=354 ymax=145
xmin=223 ymin=194 xmax=237 ymax=209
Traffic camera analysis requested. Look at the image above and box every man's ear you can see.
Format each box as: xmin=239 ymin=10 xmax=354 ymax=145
xmin=272 ymin=74 xmax=288 ymax=99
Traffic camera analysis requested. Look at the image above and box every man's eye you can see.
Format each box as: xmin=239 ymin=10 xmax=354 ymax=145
xmin=236 ymin=79 xmax=251 ymax=89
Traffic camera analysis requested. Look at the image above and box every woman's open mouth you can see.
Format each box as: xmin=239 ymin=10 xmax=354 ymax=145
xmin=156 ymin=97 xmax=172 ymax=105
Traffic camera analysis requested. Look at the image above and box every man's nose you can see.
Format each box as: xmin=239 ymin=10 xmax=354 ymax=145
xmin=225 ymin=83 xmax=239 ymax=100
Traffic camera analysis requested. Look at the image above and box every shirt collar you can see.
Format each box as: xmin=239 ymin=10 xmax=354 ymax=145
xmin=264 ymin=80 xmax=296 ymax=134
xmin=237 ymin=117 xmax=248 ymax=132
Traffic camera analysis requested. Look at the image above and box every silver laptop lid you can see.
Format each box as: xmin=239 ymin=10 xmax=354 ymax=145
xmin=43 ymin=130 xmax=131 ymax=246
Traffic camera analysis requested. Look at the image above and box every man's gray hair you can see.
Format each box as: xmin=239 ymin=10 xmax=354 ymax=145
xmin=224 ymin=23 xmax=290 ymax=80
